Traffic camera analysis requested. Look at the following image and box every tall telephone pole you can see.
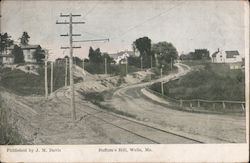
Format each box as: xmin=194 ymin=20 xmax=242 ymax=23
xmin=65 ymin=58 xmax=68 ymax=86
xmin=56 ymin=13 xmax=84 ymax=120
xmin=151 ymin=55 xmax=153 ymax=69
xmin=140 ymin=56 xmax=143 ymax=71
xmin=44 ymin=50 xmax=48 ymax=99
xmin=104 ymin=57 xmax=107 ymax=74
xmin=161 ymin=67 xmax=164 ymax=96
xmin=125 ymin=57 xmax=128 ymax=76
xmin=50 ymin=61 xmax=54 ymax=94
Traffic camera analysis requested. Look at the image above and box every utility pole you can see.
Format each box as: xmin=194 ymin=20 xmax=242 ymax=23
xmin=161 ymin=67 xmax=164 ymax=95
xmin=44 ymin=50 xmax=48 ymax=99
xmin=50 ymin=61 xmax=54 ymax=94
xmin=82 ymin=59 xmax=84 ymax=70
xmin=65 ymin=58 xmax=68 ymax=86
xmin=104 ymin=57 xmax=107 ymax=74
xmin=170 ymin=57 xmax=173 ymax=70
xmin=151 ymin=55 xmax=153 ymax=69
xmin=56 ymin=13 xmax=84 ymax=120
xmin=125 ymin=57 xmax=128 ymax=76
xmin=140 ymin=56 xmax=143 ymax=71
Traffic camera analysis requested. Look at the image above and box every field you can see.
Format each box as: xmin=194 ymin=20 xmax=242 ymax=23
xmin=0 ymin=63 xmax=80 ymax=96
xmin=150 ymin=62 xmax=245 ymax=101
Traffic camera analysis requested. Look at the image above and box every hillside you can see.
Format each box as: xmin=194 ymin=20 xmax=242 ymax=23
xmin=150 ymin=63 xmax=245 ymax=101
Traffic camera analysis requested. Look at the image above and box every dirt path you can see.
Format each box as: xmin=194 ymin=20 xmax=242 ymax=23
xmin=107 ymin=63 xmax=246 ymax=143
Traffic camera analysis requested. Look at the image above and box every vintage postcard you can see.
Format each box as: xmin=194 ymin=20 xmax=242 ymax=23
xmin=0 ymin=0 xmax=249 ymax=162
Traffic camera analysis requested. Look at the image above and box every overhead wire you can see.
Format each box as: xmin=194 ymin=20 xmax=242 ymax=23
xmin=111 ymin=1 xmax=187 ymax=41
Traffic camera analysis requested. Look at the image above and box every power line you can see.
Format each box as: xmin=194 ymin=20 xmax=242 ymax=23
xmin=111 ymin=1 xmax=186 ymax=40
xmin=82 ymin=1 xmax=100 ymax=19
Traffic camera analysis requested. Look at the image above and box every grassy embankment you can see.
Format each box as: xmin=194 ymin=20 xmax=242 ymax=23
xmin=0 ymin=63 xmax=82 ymax=96
xmin=150 ymin=62 xmax=245 ymax=110
xmin=0 ymin=94 xmax=25 ymax=144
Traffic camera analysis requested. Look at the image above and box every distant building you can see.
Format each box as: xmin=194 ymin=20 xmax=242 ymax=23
xmin=0 ymin=44 xmax=41 ymax=65
xmin=0 ymin=45 xmax=15 ymax=64
xmin=211 ymin=49 xmax=242 ymax=63
xmin=211 ymin=49 xmax=243 ymax=69
xmin=109 ymin=50 xmax=135 ymax=64
xmin=21 ymin=44 xmax=41 ymax=63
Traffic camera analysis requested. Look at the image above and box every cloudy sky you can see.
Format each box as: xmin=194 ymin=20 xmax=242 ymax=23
xmin=1 ymin=0 xmax=248 ymax=60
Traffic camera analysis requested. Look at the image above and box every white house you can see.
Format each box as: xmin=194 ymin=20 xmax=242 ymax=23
xmin=211 ymin=49 xmax=242 ymax=63
xmin=211 ymin=49 xmax=243 ymax=69
xmin=21 ymin=44 xmax=41 ymax=63
xmin=109 ymin=51 xmax=135 ymax=64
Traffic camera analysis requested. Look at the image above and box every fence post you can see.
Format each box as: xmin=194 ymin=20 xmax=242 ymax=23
xmin=213 ymin=103 xmax=215 ymax=109
xmin=180 ymin=99 xmax=183 ymax=107
xmin=190 ymin=102 xmax=192 ymax=108
xmin=241 ymin=103 xmax=245 ymax=111
xmin=197 ymin=100 xmax=200 ymax=108
xmin=222 ymin=101 xmax=226 ymax=109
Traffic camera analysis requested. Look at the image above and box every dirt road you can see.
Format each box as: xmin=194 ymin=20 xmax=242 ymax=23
xmin=107 ymin=63 xmax=246 ymax=143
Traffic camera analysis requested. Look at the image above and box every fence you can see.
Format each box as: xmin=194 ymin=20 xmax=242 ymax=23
xmin=145 ymin=87 xmax=245 ymax=114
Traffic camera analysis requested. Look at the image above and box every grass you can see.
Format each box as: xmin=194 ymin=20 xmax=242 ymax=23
xmin=0 ymin=63 xmax=82 ymax=96
xmin=0 ymin=95 xmax=25 ymax=144
xmin=78 ymin=91 xmax=136 ymax=118
xmin=150 ymin=63 xmax=245 ymax=101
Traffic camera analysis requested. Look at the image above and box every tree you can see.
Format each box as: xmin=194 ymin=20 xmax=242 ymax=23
xmin=133 ymin=36 xmax=152 ymax=68
xmin=34 ymin=46 xmax=45 ymax=63
xmin=193 ymin=49 xmax=210 ymax=60
xmin=73 ymin=56 xmax=83 ymax=66
xmin=152 ymin=41 xmax=178 ymax=68
xmin=0 ymin=33 xmax=13 ymax=54
xmin=12 ymin=45 xmax=24 ymax=63
xmin=88 ymin=47 xmax=102 ymax=63
xmin=19 ymin=32 xmax=30 ymax=46
xmin=102 ymin=52 xmax=115 ymax=64
xmin=182 ymin=49 xmax=210 ymax=60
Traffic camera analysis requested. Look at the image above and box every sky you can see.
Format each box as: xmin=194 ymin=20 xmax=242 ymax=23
xmin=0 ymin=0 xmax=248 ymax=60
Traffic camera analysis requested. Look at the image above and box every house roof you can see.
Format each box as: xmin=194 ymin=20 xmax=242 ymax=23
xmin=109 ymin=51 xmax=135 ymax=59
xmin=0 ymin=54 xmax=14 ymax=57
xmin=211 ymin=50 xmax=240 ymax=58
xmin=225 ymin=51 xmax=240 ymax=58
xmin=21 ymin=44 xmax=40 ymax=50
xmin=211 ymin=51 xmax=219 ymax=57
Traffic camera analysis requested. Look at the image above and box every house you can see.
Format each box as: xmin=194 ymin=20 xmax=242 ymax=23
xmin=211 ymin=49 xmax=242 ymax=63
xmin=0 ymin=44 xmax=41 ymax=64
xmin=21 ymin=44 xmax=41 ymax=63
xmin=0 ymin=45 xmax=15 ymax=64
xmin=211 ymin=49 xmax=243 ymax=69
xmin=109 ymin=50 xmax=135 ymax=64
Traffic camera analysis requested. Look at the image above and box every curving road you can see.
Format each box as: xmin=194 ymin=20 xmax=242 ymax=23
xmin=107 ymin=63 xmax=246 ymax=143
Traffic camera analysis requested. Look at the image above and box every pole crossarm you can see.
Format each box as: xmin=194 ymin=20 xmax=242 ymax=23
xmin=73 ymin=38 xmax=109 ymax=43
xmin=61 ymin=46 xmax=81 ymax=49
xmin=60 ymin=13 xmax=82 ymax=17
xmin=60 ymin=34 xmax=82 ymax=37
xmin=56 ymin=21 xmax=85 ymax=24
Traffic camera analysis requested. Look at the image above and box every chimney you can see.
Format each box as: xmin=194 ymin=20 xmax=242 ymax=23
xmin=218 ymin=48 xmax=220 ymax=52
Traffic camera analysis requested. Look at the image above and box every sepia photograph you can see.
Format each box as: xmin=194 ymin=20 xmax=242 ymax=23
xmin=0 ymin=0 xmax=249 ymax=162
